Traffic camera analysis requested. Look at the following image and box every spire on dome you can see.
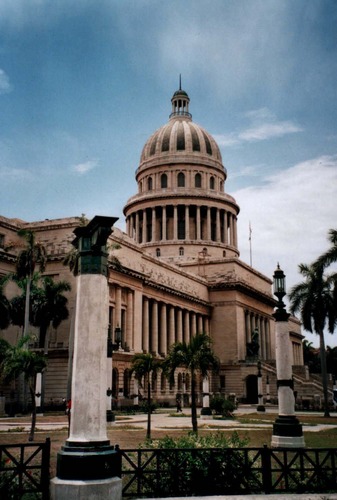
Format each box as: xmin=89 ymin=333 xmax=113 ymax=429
xmin=170 ymin=77 xmax=192 ymax=120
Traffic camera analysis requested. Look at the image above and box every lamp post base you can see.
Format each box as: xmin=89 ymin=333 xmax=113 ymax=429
xmin=271 ymin=415 xmax=305 ymax=448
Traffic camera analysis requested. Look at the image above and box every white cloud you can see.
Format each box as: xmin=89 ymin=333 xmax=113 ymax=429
xmin=0 ymin=165 xmax=31 ymax=180
xmin=73 ymin=160 xmax=98 ymax=175
xmin=234 ymin=155 xmax=337 ymax=293
xmin=0 ymin=69 xmax=12 ymax=94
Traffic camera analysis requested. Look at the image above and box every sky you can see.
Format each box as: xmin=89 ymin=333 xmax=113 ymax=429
xmin=1 ymin=0 xmax=337 ymax=346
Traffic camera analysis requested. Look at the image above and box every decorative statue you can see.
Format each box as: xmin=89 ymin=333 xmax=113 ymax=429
xmin=246 ymin=328 xmax=259 ymax=358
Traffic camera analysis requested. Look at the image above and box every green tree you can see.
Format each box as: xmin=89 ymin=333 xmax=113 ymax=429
xmin=315 ymin=229 xmax=337 ymax=270
xmin=32 ymin=276 xmax=71 ymax=352
xmin=302 ymin=339 xmax=321 ymax=373
xmin=0 ymin=275 xmax=10 ymax=330
xmin=8 ymin=274 xmax=40 ymax=331
xmin=0 ymin=336 xmax=46 ymax=441
xmin=13 ymin=230 xmax=47 ymax=336
xmin=131 ymin=353 xmax=162 ymax=439
xmin=289 ymin=263 xmax=337 ymax=417
xmin=163 ymin=333 xmax=219 ymax=434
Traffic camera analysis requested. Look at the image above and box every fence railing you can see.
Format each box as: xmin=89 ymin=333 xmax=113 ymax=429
xmin=0 ymin=438 xmax=50 ymax=499
xmin=118 ymin=445 xmax=337 ymax=497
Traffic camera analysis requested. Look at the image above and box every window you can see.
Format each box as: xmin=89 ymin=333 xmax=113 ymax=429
xmin=195 ymin=173 xmax=202 ymax=188
xmin=177 ymin=172 xmax=185 ymax=187
xmin=156 ymin=248 xmax=161 ymax=257
xmin=179 ymin=247 xmax=184 ymax=256
xmin=161 ymin=173 xmax=168 ymax=188
xmin=209 ymin=176 xmax=215 ymax=190
xmin=148 ymin=177 xmax=153 ymax=191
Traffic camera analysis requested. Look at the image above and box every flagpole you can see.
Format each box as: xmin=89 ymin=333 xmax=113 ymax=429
xmin=249 ymin=221 xmax=252 ymax=267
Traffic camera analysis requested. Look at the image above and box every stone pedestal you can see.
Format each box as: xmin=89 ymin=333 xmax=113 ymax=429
xmin=271 ymin=313 xmax=304 ymax=448
xmin=50 ymin=476 xmax=122 ymax=500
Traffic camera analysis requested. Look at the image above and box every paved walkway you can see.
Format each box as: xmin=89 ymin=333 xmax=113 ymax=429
xmin=0 ymin=405 xmax=336 ymax=433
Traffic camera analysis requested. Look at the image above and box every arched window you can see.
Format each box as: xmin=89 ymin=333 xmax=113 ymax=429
xmin=156 ymin=248 xmax=161 ymax=257
xmin=148 ymin=177 xmax=153 ymax=191
xmin=177 ymin=172 xmax=185 ymax=187
xmin=195 ymin=173 xmax=202 ymax=188
xmin=161 ymin=173 xmax=168 ymax=188
xmin=179 ymin=247 xmax=184 ymax=256
xmin=209 ymin=176 xmax=215 ymax=190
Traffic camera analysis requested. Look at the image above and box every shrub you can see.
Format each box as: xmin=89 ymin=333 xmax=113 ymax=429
xmin=210 ymin=395 xmax=235 ymax=417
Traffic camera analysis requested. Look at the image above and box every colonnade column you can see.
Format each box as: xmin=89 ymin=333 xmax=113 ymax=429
xmin=177 ymin=309 xmax=183 ymax=343
xmin=207 ymin=207 xmax=211 ymax=240
xmin=151 ymin=301 xmax=158 ymax=354
xmin=152 ymin=208 xmax=157 ymax=242
xmin=197 ymin=315 xmax=203 ymax=334
xmin=224 ymin=211 xmax=228 ymax=244
xmin=142 ymin=298 xmax=149 ymax=353
xmin=173 ymin=206 xmax=178 ymax=240
xmin=216 ymin=209 xmax=221 ymax=242
xmin=135 ymin=212 xmax=140 ymax=243
xmin=142 ymin=210 xmax=147 ymax=244
xmin=115 ymin=286 xmax=122 ymax=328
xmin=184 ymin=311 xmax=190 ymax=344
xmin=168 ymin=306 xmax=175 ymax=348
xmin=162 ymin=206 xmax=167 ymax=241
xmin=196 ymin=207 xmax=201 ymax=240
xmin=126 ymin=290 xmax=133 ymax=351
xmin=185 ymin=206 xmax=190 ymax=240
xmin=160 ymin=304 xmax=167 ymax=356
xmin=191 ymin=313 xmax=197 ymax=337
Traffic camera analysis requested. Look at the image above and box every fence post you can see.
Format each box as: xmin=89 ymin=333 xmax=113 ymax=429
xmin=42 ymin=438 xmax=51 ymax=500
xmin=261 ymin=444 xmax=272 ymax=494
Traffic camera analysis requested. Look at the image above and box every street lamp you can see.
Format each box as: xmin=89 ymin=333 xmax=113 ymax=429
xmin=271 ymin=264 xmax=305 ymax=448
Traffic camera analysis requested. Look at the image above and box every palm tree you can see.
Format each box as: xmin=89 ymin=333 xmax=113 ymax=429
xmin=14 ymin=230 xmax=47 ymax=336
xmin=0 ymin=275 xmax=10 ymax=330
xmin=0 ymin=335 xmax=46 ymax=441
xmin=163 ymin=333 xmax=219 ymax=434
xmin=9 ymin=274 xmax=40 ymax=332
xmin=131 ymin=353 xmax=162 ymax=439
xmin=289 ymin=263 xmax=337 ymax=417
xmin=31 ymin=276 xmax=71 ymax=352
xmin=315 ymin=229 xmax=337 ymax=270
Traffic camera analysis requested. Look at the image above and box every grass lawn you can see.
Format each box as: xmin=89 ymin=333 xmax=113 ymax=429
xmin=0 ymin=411 xmax=337 ymax=477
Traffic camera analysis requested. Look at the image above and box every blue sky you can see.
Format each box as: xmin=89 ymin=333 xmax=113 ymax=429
xmin=1 ymin=1 xmax=337 ymax=345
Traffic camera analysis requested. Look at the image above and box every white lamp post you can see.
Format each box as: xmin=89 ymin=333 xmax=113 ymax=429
xmin=271 ymin=264 xmax=305 ymax=448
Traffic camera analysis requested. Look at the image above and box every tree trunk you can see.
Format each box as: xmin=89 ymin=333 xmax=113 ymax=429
xmin=24 ymin=277 xmax=31 ymax=338
xmin=28 ymin=378 xmax=36 ymax=441
xmin=146 ymin=379 xmax=151 ymax=440
xmin=319 ymin=329 xmax=330 ymax=417
xmin=191 ymin=370 xmax=198 ymax=434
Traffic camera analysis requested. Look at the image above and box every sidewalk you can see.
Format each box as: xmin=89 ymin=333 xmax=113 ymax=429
xmin=0 ymin=406 xmax=336 ymax=433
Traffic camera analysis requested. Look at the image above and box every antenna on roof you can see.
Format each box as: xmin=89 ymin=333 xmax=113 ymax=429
xmin=179 ymin=74 xmax=182 ymax=90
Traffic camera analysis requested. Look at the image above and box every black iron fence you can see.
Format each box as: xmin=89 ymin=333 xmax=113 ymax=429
xmin=118 ymin=445 xmax=337 ymax=497
xmin=0 ymin=438 xmax=50 ymax=499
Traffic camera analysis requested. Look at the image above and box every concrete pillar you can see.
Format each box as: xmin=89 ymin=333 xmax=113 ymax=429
xmin=142 ymin=209 xmax=147 ymax=243
xmin=173 ymin=206 xmax=178 ymax=240
xmin=152 ymin=208 xmax=156 ymax=242
xmin=207 ymin=207 xmax=211 ymax=240
xmin=160 ymin=303 xmax=167 ymax=356
xmin=151 ymin=300 xmax=158 ymax=354
xmin=162 ymin=206 xmax=167 ymax=241
xmin=177 ymin=309 xmax=183 ymax=343
xmin=196 ymin=206 xmax=201 ymax=240
xmin=184 ymin=311 xmax=190 ymax=343
xmin=168 ymin=306 xmax=175 ymax=348
xmin=142 ymin=297 xmax=150 ymax=353
xmin=126 ymin=290 xmax=133 ymax=351
xmin=185 ymin=205 xmax=190 ymax=240
xmin=135 ymin=212 xmax=140 ymax=243
xmin=191 ymin=312 xmax=197 ymax=337
xmin=216 ymin=208 xmax=221 ymax=242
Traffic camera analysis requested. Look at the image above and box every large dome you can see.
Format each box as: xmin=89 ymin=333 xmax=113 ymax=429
xmin=138 ymin=89 xmax=224 ymax=173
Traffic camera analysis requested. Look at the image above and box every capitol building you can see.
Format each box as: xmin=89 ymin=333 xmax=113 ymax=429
xmin=0 ymin=86 xmax=321 ymax=410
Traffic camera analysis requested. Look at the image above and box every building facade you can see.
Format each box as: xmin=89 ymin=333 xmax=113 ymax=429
xmin=1 ymin=86 xmax=321 ymax=412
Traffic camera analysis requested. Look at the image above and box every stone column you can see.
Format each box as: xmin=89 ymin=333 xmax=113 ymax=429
xmin=185 ymin=206 xmax=190 ymax=240
xmin=142 ymin=297 xmax=150 ymax=353
xmin=162 ymin=206 xmax=167 ymax=241
xmin=177 ymin=309 xmax=183 ymax=343
xmin=207 ymin=207 xmax=211 ymax=240
xmin=216 ymin=209 xmax=221 ymax=242
xmin=52 ymin=216 xmax=122 ymax=499
xmin=168 ymin=306 xmax=175 ymax=349
xmin=271 ymin=290 xmax=304 ymax=448
xmin=173 ymin=205 xmax=178 ymax=240
xmin=184 ymin=311 xmax=190 ymax=344
xmin=197 ymin=314 xmax=203 ymax=334
xmin=151 ymin=300 xmax=158 ymax=355
xmin=152 ymin=208 xmax=157 ymax=242
xmin=126 ymin=290 xmax=133 ymax=351
xmin=160 ymin=303 xmax=167 ymax=356
xmin=196 ymin=206 xmax=201 ymax=240
xmin=191 ymin=312 xmax=197 ymax=337
xmin=115 ymin=286 xmax=122 ymax=329
xmin=135 ymin=212 xmax=140 ymax=243
xmin=142 ymin=209 xmax=147 ymax=243
xmin=224 ymin=211 xmax=228 ymax=244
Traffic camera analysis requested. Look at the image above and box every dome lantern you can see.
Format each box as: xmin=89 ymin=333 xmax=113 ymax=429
xmin=169 ymin=77 xmax=192 ymax=120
